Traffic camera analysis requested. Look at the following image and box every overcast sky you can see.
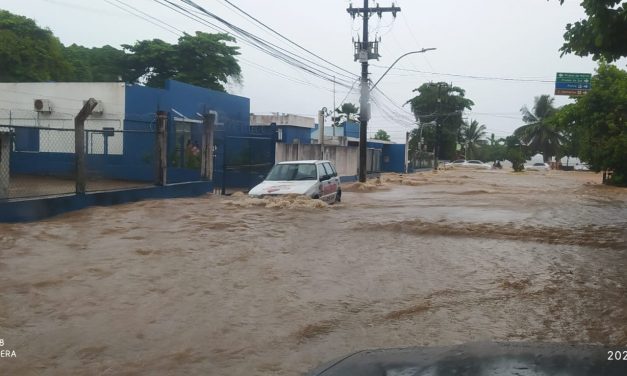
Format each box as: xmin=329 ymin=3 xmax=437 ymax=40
xmin=3 ymin=0 xmax=618 ymax=142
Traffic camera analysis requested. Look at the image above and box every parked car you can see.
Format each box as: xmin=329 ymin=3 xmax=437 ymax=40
xmin=524 ymin=162 xmax=550 ymax=171
xmin=574 ymin=163 xmax=590 ymax=171
xmin=249 ymin=160 xmax=341 ymax=203
xmin=445 ymin=159 xmax=492 ymax=170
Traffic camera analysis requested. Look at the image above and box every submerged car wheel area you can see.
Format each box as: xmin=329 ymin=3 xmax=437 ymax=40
xmin=249 ymin=160 xmax=342 ymax=204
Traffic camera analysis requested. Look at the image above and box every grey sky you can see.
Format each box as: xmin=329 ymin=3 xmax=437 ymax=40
xmin=2 ymin=0 xmax=616 ymax=142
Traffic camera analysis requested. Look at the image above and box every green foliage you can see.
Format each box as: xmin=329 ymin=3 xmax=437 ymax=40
xmin=63 ymin=44 xmax=127 ymax=81
xmin=459 ymin=120 xmax=487 ymax=159
xmin=335 ymin=102 xmax=359 ymax=125
xmin=406 ymin=82 xmax=474 ymax=160
xmin=123 ymin=38 xmax=177 ymax=87
xmin=174 ymin=32 xmax=241 ymax=92
xmin=504 ymin=136 xmax=529 ymax=172
xmin=556 ymin=0 xmax=627 ymax=62
xmin=0 ymin=11 xmax=241 ymax=91
xmin=514 ymin=95 xmax=563 ymax=162
xmin=0 ymin=10 xmax=71 ymax=81
xmin=555 ymin=63 xmax=627 ymax=185
xmin=373 ymin=129 xmax=391 ymax=141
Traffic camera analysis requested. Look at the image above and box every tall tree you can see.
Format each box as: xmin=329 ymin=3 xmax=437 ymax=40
xmin=173 ymin=32 xmax=241 ymax=92
xmin=63 ymin=44 xmax=127 ymax=82
xmin=556 ymin=63 xmax=627 ymax=185
xmin=373 ymin=129 xmax=391 ymax=141
xmin=123 ymin=38 xmax=178 ymax=87
xmin=0 ymin=10 xmax=71 ymax=81
xmin=406 ymin=82 xmax=474 ymax=160
xmin=515 ymin=95 xmax=563 ymax=162
xmin=0 ymin=11 xmax=242 ymax=92
xmin=556 ymin=0 xmax=627 ymax=61
xmin=460 ymin=119 xmax=487 ymax=159
xmin=123 ymin=32 xmax=242 ymax=91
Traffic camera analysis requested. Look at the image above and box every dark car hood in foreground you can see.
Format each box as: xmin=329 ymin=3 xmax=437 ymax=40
xmin=307 ymin=342 xmax=626 ymax=376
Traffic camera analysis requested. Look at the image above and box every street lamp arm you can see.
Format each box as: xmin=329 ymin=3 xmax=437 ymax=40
xmin=369 ymin=48 xmax=436 ymax=92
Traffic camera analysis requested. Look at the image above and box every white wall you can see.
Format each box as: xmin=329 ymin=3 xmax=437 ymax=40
xmin=250 ymin=113 xmax=315 ymax=128
xmin=0 ymin=83 xmax=126 ymax=155
xmin=275 ymin=143 xmax=359 ymax=177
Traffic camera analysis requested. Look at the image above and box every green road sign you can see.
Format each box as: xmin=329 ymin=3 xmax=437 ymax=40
xmin=555 ymin=72 xmax=591 ymax=96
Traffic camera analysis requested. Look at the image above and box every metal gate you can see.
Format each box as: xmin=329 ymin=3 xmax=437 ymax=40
xmin=213 ymin=125 xmax=276 ymax=193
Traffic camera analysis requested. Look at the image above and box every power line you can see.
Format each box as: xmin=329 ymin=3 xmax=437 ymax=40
xmin=151 ymin=0 xmax=356 ymax=89
xmin=370 ymin=64 xmax=555 ymax=83
xmin=174 ymin=0 xmax=358 ymax=84
xmin=218 ymin=0 xmax=358 ymax=79
xmin=103 ymin=0 xmax=182 ymax=36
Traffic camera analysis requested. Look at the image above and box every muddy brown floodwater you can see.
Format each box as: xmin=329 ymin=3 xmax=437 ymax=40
xmin=1 ymin=169 xmax=626 ymax=375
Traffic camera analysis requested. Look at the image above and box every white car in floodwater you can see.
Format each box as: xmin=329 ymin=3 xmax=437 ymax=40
xmin=524 ymin=162 xmax=550 ymax=171
xmin=249 ymin=160 xmax=341 ymax=203
xmin=445 ymin=159 xmax=492 ymax=170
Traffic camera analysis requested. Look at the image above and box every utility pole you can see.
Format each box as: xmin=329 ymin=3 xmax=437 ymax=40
xmin=433 ymin=84 xmax=442 ymax=171
xmin=318 ymin=108 xmax=326 ymax=159
xmin=347 ymin=1 xmax=400 ymax=182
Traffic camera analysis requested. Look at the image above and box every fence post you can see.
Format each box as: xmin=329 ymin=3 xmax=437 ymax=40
xmin=156 ymin=111 xmax=168 ymax=186
xmin=0 ymin=132 xmax=10 ymax=199
xmin=75 ymin=98 xmax=98 ymax=194
xmin=201 ymin=112 xmax=216 ymax=181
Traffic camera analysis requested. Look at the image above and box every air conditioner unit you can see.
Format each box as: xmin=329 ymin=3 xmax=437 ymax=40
xmin=34 ymin=99 xmax=53 ymax=113
xmin=84 ymin=100 xmax=104 ymax=115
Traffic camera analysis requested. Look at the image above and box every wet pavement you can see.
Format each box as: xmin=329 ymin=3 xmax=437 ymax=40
xmin=0 ymin=169 xmax=625 ymax=375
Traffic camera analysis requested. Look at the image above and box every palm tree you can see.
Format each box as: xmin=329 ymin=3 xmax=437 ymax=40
xmin=515 ymin=95 xmax=563 ymax=162
xmin=333 ymin=102 xmax=359 ymax=137
xmin=460 ymin=119 xmax=487 ymax=159
xmin=335 ymin=102 xmax=359 ymax=123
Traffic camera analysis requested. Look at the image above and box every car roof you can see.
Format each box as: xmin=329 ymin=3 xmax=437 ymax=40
xmin=277 ymin=160 xmax=330 ymax=165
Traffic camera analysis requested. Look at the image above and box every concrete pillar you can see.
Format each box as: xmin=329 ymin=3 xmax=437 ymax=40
xmin=0 ymin=132 xmax=10 ymax=199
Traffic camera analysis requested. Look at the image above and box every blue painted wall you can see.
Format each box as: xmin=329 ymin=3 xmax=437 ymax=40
xmin=9 ymin=80 xmax=273 ymax=189
xmin=125 ymin=80 xmax=267 ymax=187
xmin=278 ymin=125 xmax=311 ymax=144
xmin=344 ymin=121 xmax=360 ymax=138
xmin=382 ymin=144 xmax=406 ymax=173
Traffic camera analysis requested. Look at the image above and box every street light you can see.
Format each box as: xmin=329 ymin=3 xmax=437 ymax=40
xmin=369 ymin=48 xmax=436 ymax=92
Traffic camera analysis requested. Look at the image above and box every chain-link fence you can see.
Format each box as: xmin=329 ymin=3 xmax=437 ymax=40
xmin=0 ymin=124 xmax=160 ymax=200
xmin=1 ymin=125 xmax=77 ymax=200
xmin=85 ymin=128 xmax=157 ymax=192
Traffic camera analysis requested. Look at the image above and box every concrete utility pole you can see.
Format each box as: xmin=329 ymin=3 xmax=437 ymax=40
xmin=75 ymin=98 xmax=99 ymax=194
xmin=318 ymin=108 xmax=326 ymax=159
xmin=347 ymin=1 xmax=400 ymax=182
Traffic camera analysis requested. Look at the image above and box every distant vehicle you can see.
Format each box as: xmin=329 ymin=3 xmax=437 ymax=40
xmin=574 ymin=163 xmax=590 ymax=171
xmin=524 ymin=162 xmax=550 ymax=171
xmin=445 ymin=159 xmax=492 ymax=170
xmin=249 ymin=160 xmax=341 ymax=203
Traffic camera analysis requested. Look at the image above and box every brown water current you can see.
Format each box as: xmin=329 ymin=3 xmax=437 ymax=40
xmin=0 ymin=169 xmax=626 ymax=375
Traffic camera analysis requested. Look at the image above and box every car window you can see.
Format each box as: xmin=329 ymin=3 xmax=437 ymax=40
xmin=453 ymin=160 xmax=465 ymax=163
xmin=469 ymin=160 xmax=480 ymax=164
xmin=266 ymin=163 xmax=317 ymax=181
xmin=323 ymin=162 xmax=336 ymax=177
xmin=316 ymin=164 xmax=327 ymax=179
xmin=534 ymin=163 xmax=545 ymax=166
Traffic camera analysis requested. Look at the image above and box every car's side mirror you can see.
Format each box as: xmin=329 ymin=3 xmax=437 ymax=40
xmin=320 ymin=175 xmax=330 ymax=182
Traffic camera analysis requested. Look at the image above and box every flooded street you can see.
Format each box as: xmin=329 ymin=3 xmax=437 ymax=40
xmin=1 ymin=170 xmax=626 ymax=375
